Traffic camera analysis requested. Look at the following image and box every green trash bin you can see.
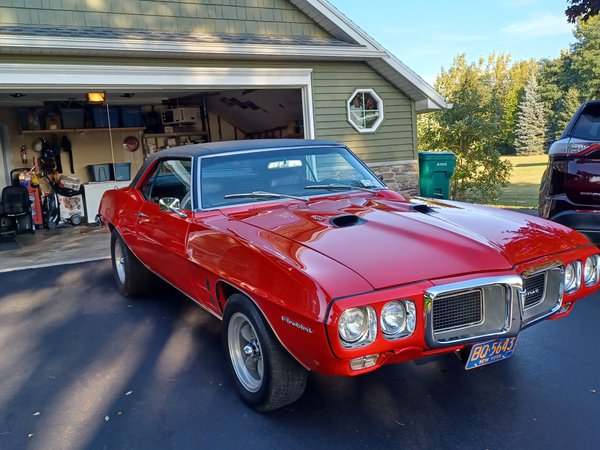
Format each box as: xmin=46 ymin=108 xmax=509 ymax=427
xmin=418 ymin=151 xmax=456 ymax=199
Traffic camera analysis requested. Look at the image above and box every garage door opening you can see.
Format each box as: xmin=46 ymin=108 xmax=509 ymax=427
xmin=0 ymin=87 xmax=305 ymax=185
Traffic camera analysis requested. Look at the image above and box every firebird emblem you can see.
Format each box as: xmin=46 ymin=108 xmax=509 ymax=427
xmin=281 ymin=316 xmax=313 ymax=334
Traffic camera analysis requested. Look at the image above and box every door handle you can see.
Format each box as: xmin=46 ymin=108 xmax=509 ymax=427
xmin=135 ymin=212 xmax=148 ymax=218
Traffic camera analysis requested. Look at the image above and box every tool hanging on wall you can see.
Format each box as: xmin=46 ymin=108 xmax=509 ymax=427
xmin=20 ymin=145 xmax=28 ymax=164
xmin=61 ymin=136 xmax=74 ymax=174
xmin=49 ymin=135 xmax=63 ymax=174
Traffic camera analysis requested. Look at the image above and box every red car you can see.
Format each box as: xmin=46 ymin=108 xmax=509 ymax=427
xmin=99 ymin=139 xmax=600 ymax=411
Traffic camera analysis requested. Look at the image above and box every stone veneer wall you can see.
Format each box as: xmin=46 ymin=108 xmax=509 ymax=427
xmin=368 ymin=160 xmax=419 ymax=196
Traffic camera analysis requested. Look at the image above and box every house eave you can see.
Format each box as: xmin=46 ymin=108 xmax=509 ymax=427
xmin=291 ymin=0 xmax=448 ymax=111
xmin=0 ymin=0 xmax=448 ymax=111
xmin=0 ymin=34 xmax=386 ymax=61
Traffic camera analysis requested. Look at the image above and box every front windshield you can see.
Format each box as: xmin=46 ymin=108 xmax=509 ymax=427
xmin=200 ymin=145 xmax=385 ymax=209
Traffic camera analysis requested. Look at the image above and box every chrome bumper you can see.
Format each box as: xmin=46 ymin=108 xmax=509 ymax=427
xmin=424 ymin=266 xmax=563 ymax=349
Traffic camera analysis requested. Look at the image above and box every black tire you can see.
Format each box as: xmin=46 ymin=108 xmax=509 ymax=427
xmin=223 ymin=294 xmax=308 ymax=411
xmin=110 ymin=230 xmax=153 ymax=297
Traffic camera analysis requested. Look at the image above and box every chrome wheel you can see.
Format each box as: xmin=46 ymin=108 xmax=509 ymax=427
xmin=228 ymin=312 xmax=264 ymax=393
xmin=114 ymin=240 xmax=126 ymax=284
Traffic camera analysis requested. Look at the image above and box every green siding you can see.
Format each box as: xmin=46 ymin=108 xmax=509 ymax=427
xmin=0 ymin=56 xmax=415 ymax=163
xmin=311 ymin=63 xmax=416 ymax=163
xmin=0 ymin=0 xmax=331 ymax=38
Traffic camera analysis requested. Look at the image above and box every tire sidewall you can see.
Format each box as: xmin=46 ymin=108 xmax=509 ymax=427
xmin=223 ymin=295 xmax=273 ymax=408
xmin=110 ymin=231 xmax=128 ymax=296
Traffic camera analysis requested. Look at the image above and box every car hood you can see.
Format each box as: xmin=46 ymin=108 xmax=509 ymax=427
xmin=224 ymin=195 xmax=587 ymax=290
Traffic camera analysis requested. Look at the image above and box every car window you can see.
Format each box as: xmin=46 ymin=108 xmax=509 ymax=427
xmin=200 ymin=146 xmax=384 ymax=209
xmin=140 ymin=158 xmax=193 ymax=210
xmin=572 ymin=103 xmax=600 ymax=140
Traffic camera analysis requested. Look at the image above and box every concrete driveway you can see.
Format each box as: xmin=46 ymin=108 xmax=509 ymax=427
xmin=1 ymin=260 xmax=599 ymax=449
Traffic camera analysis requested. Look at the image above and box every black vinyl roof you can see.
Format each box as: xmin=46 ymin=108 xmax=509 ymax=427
xmin=131 ymin=139 xmax=342 ymax=186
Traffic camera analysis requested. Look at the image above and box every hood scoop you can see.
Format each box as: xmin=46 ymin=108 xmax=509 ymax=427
xmin=411 ymin=203 xmax=435 ymax=214
xmin=329 ymin=214 xmax=366 ymax=228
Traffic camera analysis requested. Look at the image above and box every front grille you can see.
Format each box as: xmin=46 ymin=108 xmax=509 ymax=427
xmin=523 ymin=272 xmax=546 ymax=308
xmin=432 ymin=289 xmax=483 ymax=332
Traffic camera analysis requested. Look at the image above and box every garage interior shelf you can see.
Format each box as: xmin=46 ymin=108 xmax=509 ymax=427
xmin=143 ymin=131 xmax=209 ymax=138
xmin=21 ymin=127 xmax=145 ymax=135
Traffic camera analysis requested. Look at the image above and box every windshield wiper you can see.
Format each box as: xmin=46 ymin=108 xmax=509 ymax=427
xmin=304 ymin=183 xmax=380 ymax=194
xmin=223 ymin=191 xmax=306 ymax=201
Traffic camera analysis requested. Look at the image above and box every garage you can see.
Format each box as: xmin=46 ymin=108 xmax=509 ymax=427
xmin=0 ymin=0 xmax=446 ymax=244
xmin=0 ymin=65 xmax=311 ymax=229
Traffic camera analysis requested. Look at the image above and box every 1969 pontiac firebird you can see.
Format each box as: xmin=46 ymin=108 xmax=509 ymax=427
xmin=98 ymin=139 xmax=600 ymax=411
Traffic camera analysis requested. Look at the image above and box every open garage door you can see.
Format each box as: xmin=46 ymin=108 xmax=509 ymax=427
xmin=0 ymin=65 xmax=314 ymax=188
xmin=206 ymin=88 xmax=304 ymax=140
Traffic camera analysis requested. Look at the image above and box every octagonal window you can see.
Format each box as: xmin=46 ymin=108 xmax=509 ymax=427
xmin=347 ymin=89 xmax=384 ymax=133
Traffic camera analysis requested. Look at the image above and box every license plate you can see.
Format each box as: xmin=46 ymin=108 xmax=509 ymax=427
xmin=465 ymin=336 xmax=518 ymax=370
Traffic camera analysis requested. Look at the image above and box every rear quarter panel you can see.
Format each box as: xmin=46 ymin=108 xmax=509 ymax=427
xmin=98 ymin=187 xmax=142 ymax=245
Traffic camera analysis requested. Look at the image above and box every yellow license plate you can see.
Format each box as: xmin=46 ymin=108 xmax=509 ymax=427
xmin=465 ymin=336 xmax=518 ymax=370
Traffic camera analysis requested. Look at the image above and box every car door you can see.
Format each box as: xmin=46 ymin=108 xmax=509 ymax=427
xmin=135 ymin=157 xmax=195 ymax=296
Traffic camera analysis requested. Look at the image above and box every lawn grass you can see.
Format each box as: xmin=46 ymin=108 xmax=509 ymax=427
xmin=496 ymin=154 xmax=549 ymax=209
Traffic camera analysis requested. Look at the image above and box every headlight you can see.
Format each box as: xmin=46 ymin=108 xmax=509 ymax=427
xmin=564 ymin=261 xmax=581 ymax=294
xmin=381 ymin=301 xmax=406 ymax=335
xmin=584 ymin=255 xmax=600 ymax=286
xmin=338 ymin=307 xmax=376 ymax=348
xmin=380 ymin=300 xmax=416 ymax=340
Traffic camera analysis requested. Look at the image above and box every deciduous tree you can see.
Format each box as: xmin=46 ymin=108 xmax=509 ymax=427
xmin=570 ymin=15 xmax=600 ymax=98
xmin=566 ymin=0 xmax=600 ymax=22
xmin=418 ymin=55 xmax=512 ymax=203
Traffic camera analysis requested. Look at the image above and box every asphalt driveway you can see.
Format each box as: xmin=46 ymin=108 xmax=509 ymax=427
xmin=1 ymin=260 xmax=599 ymax=449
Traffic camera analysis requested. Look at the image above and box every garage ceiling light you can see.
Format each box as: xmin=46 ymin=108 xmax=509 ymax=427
xmin=87 ymin=91 xmax=106 ymax=103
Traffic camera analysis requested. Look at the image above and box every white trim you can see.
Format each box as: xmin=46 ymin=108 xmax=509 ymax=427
xmin=0 ymin=64 xmax=311 ymax=90
xmin=302 ymin=83 xmax=316 ymax=139
xmin=346 ymin=88 xmax=384 ymax=133
xmin=0 ymin=34 xmax=385 ymax=60
xmin=0 ymin=64 xmax=317 ymax=142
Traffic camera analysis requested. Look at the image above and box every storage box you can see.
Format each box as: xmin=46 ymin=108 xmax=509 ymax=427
xmin=60 ymin=108 xmax=85 ymax=129
xmin=19 ymin=108 xmax=45 ymax=131
xmin=120 ymin=105 xmax=143 ymax=127
xmin=111 ymin=163 xmax=131 ymax=181
xmin=91 ymin=106 xmax=121 ymax=128
xmin=87 ymin=164 xmax=111 ymax=182
xmin=59 ymin=175 xmax=81 ymax=191
xmin=45 ymin=112 xmax=62 ymax=130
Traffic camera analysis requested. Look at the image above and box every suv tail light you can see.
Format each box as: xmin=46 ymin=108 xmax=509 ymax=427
xmin=550 ymin=142 xmax=600 ymax=156
xmin=567 ymin=143 xmax=600 ymax=156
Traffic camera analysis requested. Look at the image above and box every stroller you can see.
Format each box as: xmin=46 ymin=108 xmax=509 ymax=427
xmin=35 ymin=138 xmax=85 ymax=228
xmin=41 ymin=175 xmax=84 ymax=228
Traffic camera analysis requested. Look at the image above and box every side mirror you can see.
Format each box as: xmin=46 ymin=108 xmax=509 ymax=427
xmin=159 ymin=197 xmax=187 ymax=217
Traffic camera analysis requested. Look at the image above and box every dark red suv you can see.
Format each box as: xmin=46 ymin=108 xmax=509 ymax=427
xmin=539 ymin=100 xmax=600 ymax=243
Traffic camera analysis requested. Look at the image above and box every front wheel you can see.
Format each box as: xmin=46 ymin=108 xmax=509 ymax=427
xmin=223 ymin=294 xmax=308 ymax=411
xmin=110 ymin=230 xmax=153 ymax=297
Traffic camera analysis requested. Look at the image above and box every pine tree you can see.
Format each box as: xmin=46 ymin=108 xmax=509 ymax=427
xmin=514 ymin=75 xmax=547 ymax=155
xmin=555 ymin=86 xmax=583 ymax=136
